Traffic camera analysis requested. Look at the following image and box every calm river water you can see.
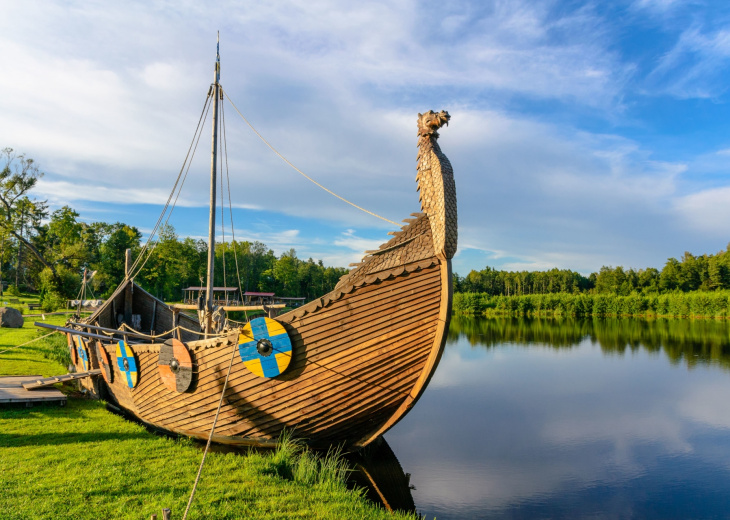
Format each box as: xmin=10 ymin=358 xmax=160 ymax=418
xmin=384 ymin=316 xmax=730 ymax=519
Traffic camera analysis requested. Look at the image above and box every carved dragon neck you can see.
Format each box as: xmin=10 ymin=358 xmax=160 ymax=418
xmin=416 ymin=110 xmax=457 ymax=260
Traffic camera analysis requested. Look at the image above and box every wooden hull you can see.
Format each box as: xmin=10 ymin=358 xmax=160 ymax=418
xmin=77 ymin=225 xmax=451 ymax=448
xmin=72 ymin=109 xmax=457 ymax=448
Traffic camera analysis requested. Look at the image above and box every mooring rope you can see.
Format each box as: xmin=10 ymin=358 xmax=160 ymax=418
xmin=221 ymin=89 xmax=400 ymax=227
xmin=0 ymin=331 xmax=56 ymax=355
xmin=182 ymin=341 xmax=238 ymax=520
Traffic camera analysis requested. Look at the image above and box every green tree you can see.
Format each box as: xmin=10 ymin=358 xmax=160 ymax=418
xmin=660 ymin=258 xmax=681 ymax=292
xmin=0 ymin=148 xmax=55 ymax=281
xmin=274 ymin=249 xmax=300 ymax=296
xmin=95 ymin=223 xmax=142 ymax=295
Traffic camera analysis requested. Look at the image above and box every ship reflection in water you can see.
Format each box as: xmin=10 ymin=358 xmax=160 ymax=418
xmin=384 ymin=316 xmax=730 ymax=519
xmin=346 ymin=438 xmax=416 ymax=514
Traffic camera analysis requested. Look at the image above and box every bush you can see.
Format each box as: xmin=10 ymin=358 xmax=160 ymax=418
xmin=40 ymin=292 xmax=66 ymax=312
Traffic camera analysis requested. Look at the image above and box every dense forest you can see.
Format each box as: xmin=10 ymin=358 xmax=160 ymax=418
xmin=454 ymin=247 xmax=730 ymax=296
xmin=0 ymin=148 xmax=348 ymax=310
xmin=453 ymin=247 xmax=730 ymax=317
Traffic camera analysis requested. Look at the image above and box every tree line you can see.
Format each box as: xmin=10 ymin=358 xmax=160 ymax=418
xmin=1 ymin=148 xmax=348 ymax=310
xmin=454 ymin=246 xmax=730 ymax=297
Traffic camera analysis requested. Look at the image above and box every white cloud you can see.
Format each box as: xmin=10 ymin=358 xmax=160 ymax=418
xmin=674 ymin=186 xmax=730 ymax=237
xmin=334 ymin=229 xmax=383 ymax=257
xmin=443 ymin=109 xmax=688 ymax=272
xmin=1 ymin=0 xmax=730 ymax=275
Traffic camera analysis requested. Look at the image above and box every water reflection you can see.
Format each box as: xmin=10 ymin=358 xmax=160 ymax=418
xmin=386 ymin=316 xmax=730 ymax=519
xmin=448 ymin=315 xmax=730 ymax=369
xmin=346 ymin=438 xmax=416 ymax=514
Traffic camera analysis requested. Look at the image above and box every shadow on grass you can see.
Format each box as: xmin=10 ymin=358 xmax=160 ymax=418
xmin=0 ymin=398 xmax=104 ymax=419
xmin=0 ymin=355 xmax=51 ymax=362
xmin=0 ymin=431 xmax=152 ymax=447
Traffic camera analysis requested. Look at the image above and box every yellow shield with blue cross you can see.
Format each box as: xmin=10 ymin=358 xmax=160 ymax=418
xmin=238 ymin=317 xmax=292 ymax=377
xmin=116 ymin=340 xmax=139 ymax=388
xmin=73 ymin=335 xmax=90 ymax=371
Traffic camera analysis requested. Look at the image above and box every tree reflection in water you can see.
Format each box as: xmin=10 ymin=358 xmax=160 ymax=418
xmin=448 ymin=315 xmax=730 ymax=370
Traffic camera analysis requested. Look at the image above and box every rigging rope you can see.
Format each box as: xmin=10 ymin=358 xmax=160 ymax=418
xmin=128 ymin=89 xmax=213 ymax=279
xmin=221 ymin=88 xmax=400 ymax=227
xmin=220 ymin=100 xmax=249 ymax=322
xmin=86 ymin=321 xmax=227 ymax=341
xmin=126 ymin=84 xmax=400 ymax=289
xmin=182 ymin=341 xmax=238 ymax=520
xmin=0 ymin=331 xmax=55 ymax=355
xmin=219 ymin=106 xmax=227 ymax=298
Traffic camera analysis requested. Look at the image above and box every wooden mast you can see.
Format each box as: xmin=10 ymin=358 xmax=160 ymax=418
xmin=204 ymin=34 xmax=221 ymax=334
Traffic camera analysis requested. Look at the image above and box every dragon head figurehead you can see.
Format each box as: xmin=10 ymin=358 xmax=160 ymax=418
xmin=415 ymin=110 xmax=457 ymax=260
xmin=417 ymin=110 xmax=450 ymax=139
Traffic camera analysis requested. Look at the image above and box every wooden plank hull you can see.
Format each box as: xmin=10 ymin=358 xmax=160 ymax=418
xmin=70 ymin=109 xmax=457 ymax=448
xmin=76 ymin=254 xmax=450 ymax=448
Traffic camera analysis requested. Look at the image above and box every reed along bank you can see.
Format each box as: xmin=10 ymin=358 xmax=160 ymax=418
xmin=453 ymin=290 xmax=730 ymax=318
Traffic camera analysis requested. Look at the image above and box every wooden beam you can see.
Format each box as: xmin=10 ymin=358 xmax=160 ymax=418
xmin=34 ymin=322 xmax=119 ymax=342
xmin=22 ymin=370 xmax=102 ymax=389
xmin=168 ymin=304 xmax=286 ymax=311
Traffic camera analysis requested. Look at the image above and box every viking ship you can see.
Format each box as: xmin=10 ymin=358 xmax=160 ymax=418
xmin=37 ymin=44 xmax=457 ymax=449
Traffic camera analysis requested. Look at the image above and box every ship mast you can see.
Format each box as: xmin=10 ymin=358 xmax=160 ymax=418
xmin=204 ymin=34 xmax=221 ymax=334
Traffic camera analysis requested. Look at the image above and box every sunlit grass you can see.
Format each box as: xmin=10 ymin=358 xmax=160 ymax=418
xmin=0 ymin=320 xmax=417 ymax=520
xmin=0 ymin=315 xmax=68 ymax=376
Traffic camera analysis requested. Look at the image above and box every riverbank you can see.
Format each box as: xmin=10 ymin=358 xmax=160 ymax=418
xmin=0 ymin=319 xmax=417 ymax=520
xmin=453 ymin=290 xmax=730 ymax=318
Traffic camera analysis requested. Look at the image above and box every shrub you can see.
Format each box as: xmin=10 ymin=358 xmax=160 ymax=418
xmin=40 ymin=292 xmax=66 ymax=312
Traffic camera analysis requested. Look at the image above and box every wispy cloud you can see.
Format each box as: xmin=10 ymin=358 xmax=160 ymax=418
xmin=649 ymin=25 xmax=730 ymax=98
xmin=633 ymin=0 xmax=685 ymax=13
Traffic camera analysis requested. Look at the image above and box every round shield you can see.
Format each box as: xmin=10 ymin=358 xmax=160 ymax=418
xmin=67 ymin=333 xmax=78 ymax=364
xmin=157 ymin=338 xmax=193 ymax=393
xmin=238 ymin=317 xmax=292 ymax=378
xmin=74 ymin=335 xmax=90 ymax=371
xmin=96 ymin=341 xmax=113 ymax=383
xmin=116 ymin=340 xmax=139 ymax=389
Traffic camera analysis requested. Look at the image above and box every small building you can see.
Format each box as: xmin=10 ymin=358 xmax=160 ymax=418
xmin=243 ymin=292 xmax=275 ymax=305
xmin=181 ymin=288 xmax=308 ymax=308
xmin=243 ymin=293 xmax=307 ymax=307
xmin=182 ymin=287 xmax=240 ymax=306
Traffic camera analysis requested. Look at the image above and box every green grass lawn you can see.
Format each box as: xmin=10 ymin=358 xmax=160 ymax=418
xmin=0 ymin=321 xmax=417 ymax=520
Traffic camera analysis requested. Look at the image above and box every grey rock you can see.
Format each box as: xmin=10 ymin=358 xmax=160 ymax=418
xmin=0 ymin=307 xmax=24 ymax=328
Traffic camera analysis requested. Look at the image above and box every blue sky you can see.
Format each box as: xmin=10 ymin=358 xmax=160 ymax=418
xmin=2 ymin=0 xmax=730 ymax=276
